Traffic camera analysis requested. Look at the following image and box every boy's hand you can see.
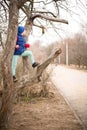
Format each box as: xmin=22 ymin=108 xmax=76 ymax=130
xmin=15 ymin=45 xmax=19 ymax=49
xmin=24 ymin=43 xmax=30 ymax=48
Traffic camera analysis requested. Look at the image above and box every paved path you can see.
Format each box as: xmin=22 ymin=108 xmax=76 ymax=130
xmin=51 ymin=65 xmax=87 ymax=129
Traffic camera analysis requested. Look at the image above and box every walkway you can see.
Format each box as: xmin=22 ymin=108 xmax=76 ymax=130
xmin=51 ymin=65 xmax=87 ymax=129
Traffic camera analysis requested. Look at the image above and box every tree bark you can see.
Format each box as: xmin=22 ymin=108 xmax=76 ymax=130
xmin=0 ymin=0 xmax=19 ymax=129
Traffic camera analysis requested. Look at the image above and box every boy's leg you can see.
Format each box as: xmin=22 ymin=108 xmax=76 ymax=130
xmin=21 ymin=50 xmax=35 ymax=64
xmin=12 ymin=55 xmax=19 ymax=76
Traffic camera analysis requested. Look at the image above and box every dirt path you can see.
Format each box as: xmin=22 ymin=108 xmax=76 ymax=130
xmin=4 ymin=81 xmax=82 ymax=130
xmin=51 ymin=65 xmax=87 ymax=129
xmin=9 ymin=92 xmax=82 ymax=130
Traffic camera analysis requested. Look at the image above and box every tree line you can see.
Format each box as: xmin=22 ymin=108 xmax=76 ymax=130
xmin=45 ymin=33 xmax=87 ymax=67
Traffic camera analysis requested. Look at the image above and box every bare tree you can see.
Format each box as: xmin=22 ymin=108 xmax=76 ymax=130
xmin=52 ymin=33 xmax=87 ymax=67
xmin=0 ymin=0 xmax=68 ymax=129
xmin=0 ymin=0 xmax=19 ymax=129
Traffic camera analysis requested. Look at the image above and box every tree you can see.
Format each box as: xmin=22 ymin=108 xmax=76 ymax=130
xmin=52 ymin=33 xmax=87 ymax=67
xmin=0 ymin=0 xmax=19 ymax=128
xmin=0 ymin=0 xmax=68 ymax=129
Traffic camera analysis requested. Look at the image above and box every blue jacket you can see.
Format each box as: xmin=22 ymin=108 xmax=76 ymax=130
xmin=14 ymin=34 xmax=26 ymax=55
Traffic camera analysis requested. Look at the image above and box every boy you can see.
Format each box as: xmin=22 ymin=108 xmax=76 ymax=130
xmin=12 ymin=26 xmax=39 ymax=82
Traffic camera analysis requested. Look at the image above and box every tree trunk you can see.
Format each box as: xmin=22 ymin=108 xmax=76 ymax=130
xmin=22 ymin=19 xmax=33 ymax=75
xmin=0 ymin=0 xmax=19 ymax=129
xmin=22 ymin=1 xmax=34 ymax=75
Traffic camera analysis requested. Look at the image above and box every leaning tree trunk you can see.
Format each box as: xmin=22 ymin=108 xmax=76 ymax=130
xmin=0 ymin=1 xmax=19 ymax=129
xmin=22 ymin=1 xmax=34 ymax=75
xmin=22 ymin=18 xmax=33 ymax=75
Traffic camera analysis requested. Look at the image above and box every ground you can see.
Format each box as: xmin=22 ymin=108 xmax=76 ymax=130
xmin=7 ymin=82 xmax=83 ymax=130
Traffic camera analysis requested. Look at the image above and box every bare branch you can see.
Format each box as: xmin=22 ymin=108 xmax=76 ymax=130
xmin=19 ymin=16 xmax=27 ymax=24
xmin=29 ymin=0 xmax=53 ymax=5
xmin=31 ymin=14 xmax=68 ymax=24
xmin=21 ymin=7 xmax=29 ymax=17
xmin=3 ymin=0 xmax=9 ymax=8
xmin=32 ymin=11 xmax=57 ymax=17
xmin=53 ymin=0 xmax=60 ymax=16
xmin=49 ymin=21 xmax=63 ymax=39
xmin=22 ymin=5 xmax=57 ymax=17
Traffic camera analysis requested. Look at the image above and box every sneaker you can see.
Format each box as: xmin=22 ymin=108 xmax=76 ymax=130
xmin=13 ymin=76 xmax=18 ymax=82
xmin=32 ymin=62 xmax=40 ymax=68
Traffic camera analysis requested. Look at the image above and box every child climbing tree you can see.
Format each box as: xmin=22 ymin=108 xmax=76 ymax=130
xmin=0 ymin=0 xmax=68 ymax=129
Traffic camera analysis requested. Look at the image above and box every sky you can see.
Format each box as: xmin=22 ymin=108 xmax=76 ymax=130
xmin=28 ymin=0 xmax=87 ymax=45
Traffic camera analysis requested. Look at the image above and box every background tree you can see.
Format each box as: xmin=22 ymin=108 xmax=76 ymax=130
xmin=47 ymin=33 xmax=87 ymax=67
